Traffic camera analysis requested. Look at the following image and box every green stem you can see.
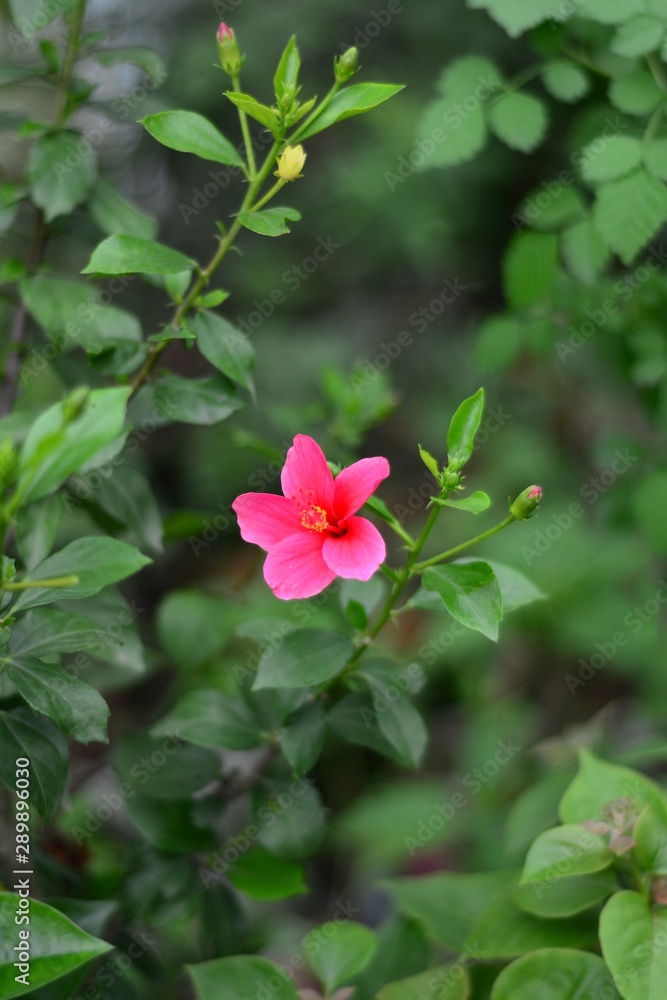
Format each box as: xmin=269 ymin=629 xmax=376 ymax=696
xmin=412 ymin=515 xmax=515 ymax=573
xmin=252 ymin=178 xmax=285 ymax=212
xmin=231 ymin=74 xmax=257 ymax=179
xmin=54 ymin=0 xmax=86 ymax=128
xmin=288 ymin=81 xmax=341 ymax=142
xmin=3 ymin=575 xmax=79 ymax=591
xmin=129 ymin=138 xmax=281 ymax=397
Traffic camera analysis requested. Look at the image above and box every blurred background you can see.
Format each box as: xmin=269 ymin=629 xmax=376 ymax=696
xmin=2 ymin=0 xmax=667 ymax=994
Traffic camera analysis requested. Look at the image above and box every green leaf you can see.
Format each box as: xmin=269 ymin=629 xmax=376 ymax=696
xmin=150 ymin=690 xmax=262 ymax=750
xmin=140 ymin=110 xmax=244 ymax=167
xmin=418 ymin=445 xmax=440 ymax=479
xmin=187 ymin=956 xmax=299 ymax=1000
xmin=15 ymin=495 xmax=63 ymax=571
xmin=298 ymin=83 xmax=405 ymax=139
xmin=0 ymin=893 xmax=112 ymax=998
xmin=503 ymin=232 xmax=558 ymax=310
xmin=225 ymin=92 xmax=280 ymax=134
xmin=422 ymin=561 xmax=502 ymax=641
xmin=634 ymin=803 xmax=667 ymax=874
xmin=82 ymin=235 xmax=196 ymax=275
xmin=578 ymin=0 xmax=646 ymax=24
xmin=559 ymin=749 xmax=667 ymax=826
xmin=156 ymin=589 xmax=231 ymax=668
xmin=9 ymin=608 xmax=103 ymax=658
xmin=473 ymin=316 xmax=520 ymax=372
xmin=600 ymin=890 xmax=667 ymax=1000
xmin=354 ymin=917 xmax=430 ymax=999
xmin=280 ymin=701 xmax=326 ymax=773
xmin=17 ymin=387 xmax=131 ymax=504
xmin=0 ymin=708 xmax=69 ymax=822
xmin=360 ymin=672 xmax=428 ymax=769
xmin=611 ymin=15 xmax=665 ymax=56
xmin=304 ymin=922 xmax=377 ymax=993
xmin=468 ymin=559 xmax=545 ymax=613
xmin=251 ymin=776 xmax=325 ymax=859
xmin=561 ymin=219 xmax=611 ymax=284
xmin=253 ymin=629 xmax=354 ymax=689
xmin=90 ymin=465 xmax=163 ymax=554
xmin=153 ymin=373 xmax=244 ymax=425
xmin=378 ymin=965 xmax=470 ymax=1000
xmin=542 ymin=62 xmax=590 ymax=103
xmin=93 ymin=45 xmax=166 ymax=79
xmin=227 ymin=846 xmax=307 ymax=901
xmin=6 ymin=659 xmax=110 ymax=744
xmin=465 ymin=889 xmax=596 ymax=959
xmin=416 ymin=97 xmax=488 ymax=169
xmin=124 ymin=793 xmax=215 ymax=852
xmin=609 ymin=69 xmax=663 ymax=114
xmin=11 ymin=537 xmax=152 ymax=613
xmin=593 ymin=168 xmax=667 ymax=264
xmin=327 ymin=692 xmax=420 ymax=766
xmin=488 ymin=92 xmax=548 ymax=153
xmin=381 ymin=871 xmax=515 ymax=951
xmin=437 ymin=55 xmax=503 ymax=99
xmin=432 ymin=491 xmax=491 ymax=514
xmin=193 ymin=311 xmax=255 ymax=396
xmin=87 ymin=177 xmax=157 ymax=239
xmin=27 ymin=130 xmax=97 ymax=222
xmin=517 ymin=185 xmax=585 ymax=233
xmin=466 ymin=0 xmax=559 ymax=38
xmin=114 ymin=734 xmax=220 ymax=800
xmin=490 ymin=949 xmax=621 ymax=1000
xmin=581 ymin=135 xmax=643 ymax=183
xmin=521 ymin=824 xmax=613 ymax=883
xmin=644 ymin=138 xmax=667 ymax=180
xmin=446 ymin=387 xmax=484 ymax=470
xmin=237 ymin=206 xmax=301 ymax=237
xmin=513 ymin=871 xmax=618 ymax=919
xmin=274 ymin=36 xmax=300 ymax=102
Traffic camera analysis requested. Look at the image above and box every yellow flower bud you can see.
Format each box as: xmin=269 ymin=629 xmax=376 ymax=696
xmin=276 ymin=145 xmax=306 ymax=182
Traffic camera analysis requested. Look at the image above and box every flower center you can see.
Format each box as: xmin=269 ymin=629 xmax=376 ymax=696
xmin=300 ymin=504 xmax=329 ymax=532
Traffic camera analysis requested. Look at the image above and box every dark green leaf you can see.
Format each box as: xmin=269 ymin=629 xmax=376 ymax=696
xmin=15 ymin=495 xmax=63 ymax=571
xmin=280 ymin=701 xmax=326 ymax=773
xmin=28 ymin=130 xmax=97 ymax=222
xmin=150 ymin=689 xmax=262 ymax=750
xmin=187 ymin=956 xmax=299 ymax=1000
xmin=227 ymin=846 xmax=307 ymax=901
xmin=465 ymin=889 xmax=596 ymax=959
xmin=422 ymin=561 xmax=503 ymax=641
xmin=0 ymin=708 xmax=69 ymax=822
xmin=304 ymin=922 xmax=377 ymax=993
xmin=193 ymin=311 xmax=255 ymax=396
xmin=11 ymin=537 xmax=152 ymax=613
xmin=251 ymin=776 xmax=325 ymax=859
xmin=90 ymin=465 xmax=164 ymax=554
xmin=153 ymin=373 xmax=244 ymax=425
xmin=253 ymin=629 xmax=354 ymax=689
xmin=87 ymin=177 xmax=157 ymax=239
xmin=503 ymin=232 xmax=558 ymax=310
xmin=156 ymin=590 xmax=231 ymax=668
xmin=593 ymin=168 xmax=667 ymax=264
xmin=6 ymin=659 xmax=110 ymax=744
xmin=10 ymin=608 xmax=103 ymax=658
xmin=140 ymin=110 xmax=244 ymax=167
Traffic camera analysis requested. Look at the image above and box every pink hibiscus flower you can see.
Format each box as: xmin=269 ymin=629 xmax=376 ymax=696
xmin=233 ymin=434 xmax=390 ymax=600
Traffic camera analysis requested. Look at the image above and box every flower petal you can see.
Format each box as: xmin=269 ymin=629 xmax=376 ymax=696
xmin=332 ymin=456 xmax=390 ymax=519
xmin=263 ymin=531 xmax=336 ymax=600
xmin=322 ymin=516 xmax=386 ymax=581
xmin=281 ymin=434 xmax=334 ymax=511
xmin=232 ymin=493 xmax=303 ymax=550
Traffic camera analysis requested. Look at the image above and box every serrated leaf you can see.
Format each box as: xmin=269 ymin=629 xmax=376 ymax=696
xmin=611 ymin=15 xmax=665 ymax=56
xmin=0 ymin=708 xmax=69 ymax=822
xmin=82 ymin=235 xmax=196 ymax=275
xmin=416 ymin=97 xmax=487 ymax=169
xmin=542 ymin=62 xmax=590 ymax=103
xmin=422 ymin=561 xmax=502 ymax=641
xmin=593 ymin=168 xmax=667 ymax=264
xmin=581 ymin=135 xmax=642 ymax=183
xmin=503 ymin=232 xmax=558 ymax=310
xmin=467 ymin=0 xmax=559 ymax=38
xmin=561 ymin=219 xmax=611 ymax=284
xmin=237 ymin=206 xmax=301 ymax=237
xmin=488 ymin=92 xmax=548 ymax=153
xmin=6 ymin=659 xmax=110 ymax=744
xmin=140 ymin=110 xmax=244 ymax=167
xmin=297 ymin=83 xmax=404 ymax=139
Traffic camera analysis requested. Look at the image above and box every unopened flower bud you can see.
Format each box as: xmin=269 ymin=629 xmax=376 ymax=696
xmin=510 ymin=485 xmax=542 ymax=520
xmin=217 ymin=22 xmax=242 ymax=77
xmin=63 ymin=386 xmax=90 ymax=424
xmin=335 ymin=46 xmax=358 ymax=83
xmin=276 ymin=144 xmax=306 ymax=182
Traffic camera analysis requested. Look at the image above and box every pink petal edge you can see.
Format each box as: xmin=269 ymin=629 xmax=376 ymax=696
xmin=232 ymin=493 xmax=303 ymax=550
xmin=263 ymin=531 xmax=337 ymax=600
xmin=332 ymin=456 xmax=390 ymax=519
xmin=321 ymin=515 xmax=386 ymax=581
xmin=281 ymin=434 xmax=335 ymax=511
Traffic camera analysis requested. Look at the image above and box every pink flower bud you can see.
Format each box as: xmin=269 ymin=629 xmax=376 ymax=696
xmin=217 ymin=23 xmax=242 ymax=77
xmin=218 ymin=22 xmax=233 ymax=42
xmin=510 ymin=485 xmax=542 ymax=520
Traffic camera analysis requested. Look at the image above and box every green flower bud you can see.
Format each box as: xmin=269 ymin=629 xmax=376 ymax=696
xmin=217 ymin=23 xmax=243 ymax=77
xmin=63 ymin=386 xmax=90 ymax=424
xmin=335 ymin=46 xmax=358 ymax=83
xmin=510 ymin=485 xmax=542 ymax=520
